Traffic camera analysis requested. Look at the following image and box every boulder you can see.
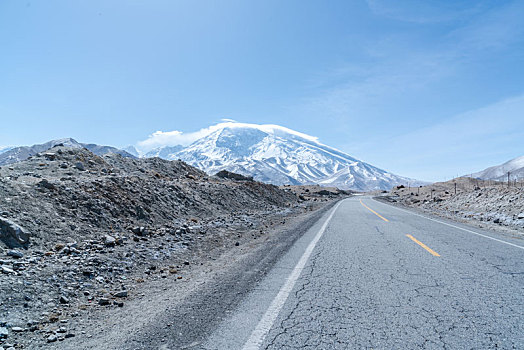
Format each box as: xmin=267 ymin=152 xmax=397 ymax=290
xmin=7 ymin=250 xmax=23 ymax=259
xmin=0 ymin=218 xmax=30 ymax=248
xmin=74 ymin=162 xmax=86 ymax=171
xmin=38 ymin=179 xmax=56 ymax=190
xmin=103 ymin=235 xmax=116 ymax=246
xmin=0 ymin=326 xmax=8 ymax=338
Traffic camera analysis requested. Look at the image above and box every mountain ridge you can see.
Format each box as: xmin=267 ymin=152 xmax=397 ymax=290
xmin=0 ymin=138 xmax=136 ymax=166
xmin=471 ymin=155 xmax=524 ymax=181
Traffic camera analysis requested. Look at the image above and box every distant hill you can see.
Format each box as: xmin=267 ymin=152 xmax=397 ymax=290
xmin=471 ymin=155 xmax=524 ymax=181
xmin=0 ymin=138 xmax=136 ymax=166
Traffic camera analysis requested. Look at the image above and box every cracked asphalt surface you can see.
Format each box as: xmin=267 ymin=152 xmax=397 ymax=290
xmin=202 ymin=196 xmax=524 ymax=349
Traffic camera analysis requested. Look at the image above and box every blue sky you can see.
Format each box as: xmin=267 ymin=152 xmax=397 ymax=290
xmin=1 ymin=0 xmax=523 ymax=181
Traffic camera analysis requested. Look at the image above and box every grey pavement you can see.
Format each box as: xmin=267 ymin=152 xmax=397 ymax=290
xmin=202 ymin=196 xmax=524 ymax=349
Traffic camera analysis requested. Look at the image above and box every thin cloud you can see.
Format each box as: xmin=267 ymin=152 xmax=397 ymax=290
xmin=301 ymin=0 xmax=523 ymax=124
xmin=136 ymin=121 xmax=321 ymax=151
xmin=366 ymin=0 xmax=486 ymax=24
xmin=344 ymin=94 xmax=524 ymax=181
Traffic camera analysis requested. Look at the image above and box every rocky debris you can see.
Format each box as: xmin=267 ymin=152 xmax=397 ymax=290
xmin=382 ymin=177 xmax=524 ymax=232
xmin=0 ymin=145 xmax=319 ymax=348
xmin=0 ymin=218 xmax=30 ymax=248
xmin=281 ymin=184 xmax=353 ymax=201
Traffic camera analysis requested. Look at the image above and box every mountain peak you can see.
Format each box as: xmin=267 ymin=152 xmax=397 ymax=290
xmin=209 ymin=122 xmax=321 ymax=144
xmin=166 ymin=123 xmax=420 ymax=191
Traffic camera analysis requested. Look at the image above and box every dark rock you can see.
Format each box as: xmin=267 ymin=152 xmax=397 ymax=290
xmin=7 ymin=250 xmax=23 ymax=259
xmin=113 ymin=290 xmax=128 ymax=298
xmin=82 ymin=270 xmax=95 ymax=278
xmin=43 ymin=153 xmax=57 ymax=161
xmin=0 ymin=218 xmax=30 ymax=248
xmin=317 ymin=190 xmax=336 ymax=196
xmin=215 ymin=170 xmax=253 ymax=182
xmin=98 ymin=298 xmax=110 ymax=306
xmin=132 ymin=226 xmax=147 ymax=236
xmin=59 ymin=295 xmax=69 ymax=304
xmin=38 ymin=179 xmax=56 ymax=190
xmin=74 ymin=162 xmax=86 ymax=171
xmin=47 ymin=334 xmax=58 ymax=343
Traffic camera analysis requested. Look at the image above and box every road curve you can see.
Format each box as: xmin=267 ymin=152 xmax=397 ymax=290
xmin=201 ymin=196 xmax=524 ymax=349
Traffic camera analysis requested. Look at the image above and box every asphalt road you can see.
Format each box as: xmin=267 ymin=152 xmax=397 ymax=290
xmin=201 ymin=196 xmax=524 ymax=349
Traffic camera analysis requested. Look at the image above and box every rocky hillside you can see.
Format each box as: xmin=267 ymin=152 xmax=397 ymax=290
xmin=0 ymin=146 xmax=315 ymax=347
xmin=381 ymin=177 xmax=524 ymax=233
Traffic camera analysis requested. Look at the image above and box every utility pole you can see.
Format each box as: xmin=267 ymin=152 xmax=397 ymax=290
xmin=508 ymin=171 xmax=510 ymax=187
xmin=454 ymin=182 xmax=457 ymax=195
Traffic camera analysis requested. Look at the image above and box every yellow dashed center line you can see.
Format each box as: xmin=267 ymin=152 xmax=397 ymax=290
xmin=406 ymin=234 xmax=440 ymax=257
xmin=359 ymin=199 xmax=389 ymax=222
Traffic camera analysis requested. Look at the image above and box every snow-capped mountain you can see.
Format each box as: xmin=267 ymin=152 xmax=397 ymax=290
xmin=144 ymin=145 xmax=184 ymax=159
xmin=0 ymin=138 xmax=136 ymax=166
xmin=471 ymin=155 xmax=524 ymax=181
xmin=123 ymin=145 xmax=140 ymax=157
xmin=151 ymin=122 xmax=421 ymax=191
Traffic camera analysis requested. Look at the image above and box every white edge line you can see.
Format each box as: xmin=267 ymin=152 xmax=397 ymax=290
xmin=241 ymin=199 xmax=345 ymax=350
xmin=374 ymin=198 xmax=524 ymax=250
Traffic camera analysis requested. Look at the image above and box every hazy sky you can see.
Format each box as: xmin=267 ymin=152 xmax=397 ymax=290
xmin=1 ymin=0 xmax=523 ymax=181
